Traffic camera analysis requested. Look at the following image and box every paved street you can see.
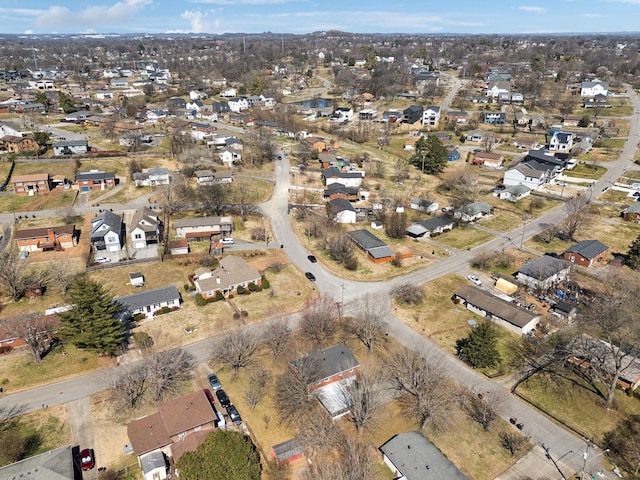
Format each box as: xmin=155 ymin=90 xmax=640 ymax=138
xmin=1 ymin=85 xmax=638 ymax=479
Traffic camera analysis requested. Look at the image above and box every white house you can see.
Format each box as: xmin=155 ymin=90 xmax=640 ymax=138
xmin=323 ymin=167 xmax=365 ymax=188
xmin=548 ymin=131 xmax=574 ymax=152
xmin=329 ymin=198 xmax=357 ymax=224
xmin=219 ymin=147 xmax=241 ymax=166
xmin=516 ymin=256 xmax=571 ymax=292
xmin=486 ymin=81 xmax=510 ymax=97
xmin=90 ymin=210 xmax=123 ymax=252
xmin=185 ymin=100 xmax=204 ymax=112
xmin=130 ymin=207 xmax=161 ymax=250
xmin=116 ymin=285 xmax=182 ymax=320
xmin=498 ymin=184 xmax=531 ymax=202
xmin=132 ymin=168 xmax=170 ymax=187
xmin=189 ymin=90 xmax=207 ymax=101
xmin=503 ymin=164 xmax=547 ymax=191
xmin=139 ymin=452 xmax=169 ymax=480
xmin=227 ymin=97 xmax=249 ymax=113
xmin=580 ymin=81 xmax=609 ymax=97
xmin=421 ymin=106 xmax=441 ymax=127
xmin=220 ymin=87 xmax=237 ymax=98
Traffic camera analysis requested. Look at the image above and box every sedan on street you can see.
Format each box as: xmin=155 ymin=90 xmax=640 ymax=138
xmin=305 ymin=272 xmax=316 ymax=282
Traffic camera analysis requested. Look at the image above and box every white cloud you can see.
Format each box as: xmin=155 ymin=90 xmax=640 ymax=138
xmin=0 ymin=8 xmax=45 ymax=16
xmin=188 ymin=0 xmax=299 ymax=3
xmin=518 ymin=6 xmax=548 ymax=13
xmin=179 ymin=9 xmax=222 ymax=33
xmin=583 ymin=13 xmax=606 ymax=17
xmin=601 ymin=0 xmax=640 ymax=3
xmin=33 ymin=0 xmax=152 ymax=28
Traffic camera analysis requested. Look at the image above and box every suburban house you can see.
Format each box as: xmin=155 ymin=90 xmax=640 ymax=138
xmin=116 ymin=285 xmax=181 ymax=320
xmin=511 ymin=136 xmax=541 ymax=150
xmin=405 ymin=216 xmax=454 ymax=238
xmin=548 ymin=131 xmax=574 ymax=152
xmin=550 ymin=301 xmax=578 ymax=322
xmin=516 ymin=256 xmax=571 ymax=292
xmin=324 ymin=182 xmax=360 ymax=202
xmin=130 ymin=207 xmax=162 ymax=249
xmin=498 ymin=184 xmax=531 ymax=202
xmin=402 ymin=105 xmax=423 ymax=124
xmin=421 ymin=106 xmax=441 ymax=127
xmin=90 ymin=210 xmax=124 ymax=252
xmin=303 ymin=136 xmax=327 ymax=152
xmin=346 ymin=229 xmax=398 ymax=263
xmin=486 ymin=81 xmax=511 ymax=97
xmin=133 ymin=168 xmax=170 ymax=187
xmin=622 ymin=203 xmax=640 ymax=222
xmin=76 ymin=170 xmax=116 ymax=191
xmin=218 ymin=147 xmax=242 ymax=166
xmin=583 ymin=94 xmax=611 ymax=109
xmin=580 ymin=81 xmax=608 ymax=97
xmin=330 ymin=107 xmax=354 ymax=122
xmin=12 ymin=173 xmax=51 ymax=195
xmin=503 ymin=149 xmax=567 ymax=190
xmin=192 ymin=255 xmax=261 ymax=299
xmin=503 ymin=164 xmax=546 ymax=191
xmin=52 ymin=139 xmax=89 ymax=156
xmin=194 ymin=170 xmax=217 ymax=185
xmin=380 ymin=431 xmax=467 ymax=480
xmin=447 ymin=148 xmax=461 ymax=161
xmin=482 ymin=112 xmax=507 ymax=125
xmin=0 ymin=135 xmax=39 ymax=153
xmin=15 ymin=225 xmax=77 ymax=252
xmin=410 ymin=198 xmax=439 ymax=213
xmin=457 ymin=201 xmax=492 ymax=222
xmin=227 ymin=97 xmax=249 ymax=112
xmin=329 ymin=198 xmax=357 ymax=224
xmin=445 ymin=110 xmax=468 ymax=124
xmin=563 ymin=240 xmax=608 ymax=267
xmin=127 ymin=390 xmax=217 ymax=469
xmin=0 ymin=445 xmax=75 ymax=480
xmin=472 ymin=151 xmax=504 ymax=169
xmin=289 ymin=344 xmax=359 ymax=419
xmin=322 ymin=167 xmax=365 ymax=188
xmin=174 ymin=216 xmax=233 ymax=241
xmin=498 ymin=92 xmax=524 ymax=104
xmin=453 ymin=285 xmax=541 ymax=336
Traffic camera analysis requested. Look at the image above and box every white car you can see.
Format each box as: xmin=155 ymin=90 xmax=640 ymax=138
xmin=467 ymin=275 xmax=482 ymax=286
xmin=94 ymin=256 xmax=111 ymax=264
xmin=220 ymin=237 xmax=234 ymax=245
xmin=631 ymin=183 xmax=640 ymax=190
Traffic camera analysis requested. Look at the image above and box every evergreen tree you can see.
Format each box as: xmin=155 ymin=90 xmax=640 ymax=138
xmin=58 ymin=92 xmax=77 ymax=114
xmin=34 ymin=91 xmax=50 ymax=109
xmin=176 ymin=430 xmax=261 ymax=480
xmin=58 ymin=277 xmax=124 ymax=355
xmin=628 ymin=234 xmax=640 ymax=270
xmin=456 ymin=322 xmax=501 ymax=369
xmin=408 ymin=135 xmax=448 ymax=175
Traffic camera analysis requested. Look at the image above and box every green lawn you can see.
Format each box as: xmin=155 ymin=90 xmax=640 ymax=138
xmin=435 ymin=226 xmax=494 ymax=250
xmin=0 ymin=194 xmax=34 ymax=213
xmin=563 ymin=164 xmax=606 ymax=180
xmin=481 ymin=210 xmax=527 ymax=232
xmin=601 ymin=138 xmax=626 ymax=149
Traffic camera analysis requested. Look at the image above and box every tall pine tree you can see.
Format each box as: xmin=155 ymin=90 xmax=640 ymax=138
xmin=456 ymin=321 xmax=501 ymax=369
xmin=59 ymin=277 xmax=124 ymax=355
xmin=628 ymin=234 xmax=640 ymax=270
xmin=408 ymin=135 xmax=448 ymax=175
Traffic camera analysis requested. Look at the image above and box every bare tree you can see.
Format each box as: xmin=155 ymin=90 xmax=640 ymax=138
xmin=211 ymin=330 xmax=259 ymax=373
xmin=387 ymin=346 xmax=451 ymax=429
xmin=385 ymin=211 xmax=408 ymax=239
xmin=561 ymin=193 xmax=590 ymax=240
xmin=500 ymin=431 xmax=528 ymax=456
xmin=0 ymin=404 xmax=25 ymax=434
xmin=300 ymin=294 xmax=339 ymax=347
xmin=45 ymin=258 xmax=76 ymax=293
xmin=197 ymin=184 xmax=228 ymax=216
xmin=146 ymin=348 xmax=196 ymax=402
xmin=481 ymin=134 xmax=499 ymax=152
xmin=340 ymin=368 xmax=390 ymax=434
xmin=350 ymin=294 xmax=388 ymax=351
xmin=392 ymin=283 xmax=425 ymax=306
xmin=274 ymin=355 xmax=322 ymax=426
xmin=326 ymin=234 xmax=355 ymax=265
xmin=112 ymin=363 xmax=149 ymax=409
xmin=464 ymin=390 xmax=502 ymax=431
xmin=0 ymin=251 xmax=32 ymax=301
xmin=2 ymin=314 xmax=59 ymax=364
xmin=296 ymin=412 xmax=344 ymax=458
xmin=263 ymin=319 xmax=291 ymax=356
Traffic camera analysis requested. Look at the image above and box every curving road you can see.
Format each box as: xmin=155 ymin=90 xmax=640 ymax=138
xmin=1 ymin=84 xmax=639 ymax=479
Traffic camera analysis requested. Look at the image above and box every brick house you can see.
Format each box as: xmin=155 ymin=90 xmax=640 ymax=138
xmin=472 ymin=151 xmax=504 ymax=169
xmin=76 ymin=170 xmax=116 ymax=191
xmin=15 ymin=225 xmax=77 ymax=252
xmin=12 ymin=173 xmax=51 ymax=195
xmin=622 ymin=203 xmax=640 ymax=222
xmin=174 ymin=216 xmax=233 ymax=242
xmin=192 ymin=256 xmax=261 ymax=299
xmin=563 ymin=240 xmax=608 ymax=267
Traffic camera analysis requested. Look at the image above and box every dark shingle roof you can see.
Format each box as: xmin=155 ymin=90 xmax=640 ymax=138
xmin=346 ymin=229 xmax=394 ymax=259
xmin=116 ymin=285 xmax=180 ymax=312
xmin=517 ymin=256 xmax=570 ymax=280
xmin=90 ymin=210 xmax=122 ymax=240
xmin=0 ymin=445 xmax=74 ymax=480
xmin=76 ymin=170 xmax=115 ymax=182
xmin=455 ymin=285 xmax=538 ymax=329
xmin=564 ymin=240 xmax=608 ymax=260
xmin=380 ymin=431 xmax=467 ymax=480
xmin=291 ymin=344 xmax=359 ymax=383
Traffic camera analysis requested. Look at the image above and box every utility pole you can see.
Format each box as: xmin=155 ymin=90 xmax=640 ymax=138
xmin=542 ymin=444 xmax=567 ymax=480
xmin=520 ymin=215 xmax=529 ymax=249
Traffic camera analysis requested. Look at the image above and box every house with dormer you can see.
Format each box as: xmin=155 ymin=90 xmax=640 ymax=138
xmin=90 ymin=210 xmax=123 ymax=252
xmin=486 ymin=81 xmax=511 ymax=98
xmin=130 ymin=207 xmax=162 ymax=249
xmin=228 ymin=97 xmax=249 ymax=113
xmin=548 ymin=131 xmax=574 ymax=152
xmin=193 ymin=256 xmax=261 ymax=299
xmin=580 ymin=81 xmax=608 ymax=97
xmin=422 ymin=106 xmax=441 ymax=127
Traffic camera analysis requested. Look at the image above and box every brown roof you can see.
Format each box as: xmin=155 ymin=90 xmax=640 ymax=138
xmin=127 ymin=412 xmax=171 ymax=456
xmin=455 ymin=285 xmax=538 ymax=329
xmin=158 ymin=390 xmax=216 ymax=436
xmin=474 ymin=151 xmax=503 ymax=161
xmin=12 ymin=173 xmax=50 ymax=183
xmin=169 ymin=239 xmax=188 ymax=249
xmin=15 ymin=225 xmax=75 ymax=240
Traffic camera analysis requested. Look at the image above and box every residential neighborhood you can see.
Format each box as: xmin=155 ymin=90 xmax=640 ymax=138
xmin=1 ymin=25 xmax=640 ymax=480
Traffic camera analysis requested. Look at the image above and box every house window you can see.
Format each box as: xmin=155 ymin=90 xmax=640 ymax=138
xmin=135 ymin=234 xmax=142 ymax=239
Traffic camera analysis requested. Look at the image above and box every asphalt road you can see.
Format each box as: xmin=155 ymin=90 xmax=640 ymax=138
xmin=2 ymin=86 xmax=639 ymax=479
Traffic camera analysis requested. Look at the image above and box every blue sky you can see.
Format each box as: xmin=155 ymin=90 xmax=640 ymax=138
xmin=1 ymin=0 xmax=639 ymax=35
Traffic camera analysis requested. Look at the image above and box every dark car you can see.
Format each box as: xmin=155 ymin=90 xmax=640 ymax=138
xmin=307 ymin=255 xmax=317 ymax=263
xmin=226 ymin=404 xmax=242 ymax=425
xmin=216 ymin=388 xmax=231 ymax=408
xmin=305 ymin=272 xmax=316 ymax=282
xmin=80 ymin=448 xmax=95 ymax=471
xmin=207 ymin=373 xmax=222 ymax=391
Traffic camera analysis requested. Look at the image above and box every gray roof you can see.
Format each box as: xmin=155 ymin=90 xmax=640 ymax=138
xmin=330 ymin=198 xmax=356 ymax=214
xmin=517 ymin=256 xmax=570 ymax=280
xmin=76 ymin=170 xmax=115 ymax=182
xmin=0 ymin=445 xmax=74 ymax=480
xmin=291 ymin=344 xmax=359 ymax=384
xmin=455 ymin=285 xmax=539 ymax=329
xmin=624 ymin=203 xmax=640 ymax=214
xmin=503 ymin=184 xmax=531 ymax=195
xmin=140 ymin=451 xmax=167 ymax=475
xmin=380 ymin=431 xmax=467 ymax=480
xmin=174 ymin=216 xmax=232 ymax=228
xmin=564 ymin=239 xmax=608 ymax=260
xmin=346 ymin=229 xmax=394 ymax=259
xmin=462 ymin=201 xmax=492 ymax=216
xmin=116 ymin=285 xmax=180 ymax=312
xmin=90 ymin=210 xmax=122 ymax=240
xmin=53 ymin=139 xmax=88 ymax=148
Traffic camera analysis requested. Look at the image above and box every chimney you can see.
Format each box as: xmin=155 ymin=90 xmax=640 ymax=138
xmin=47 ymin=228 xmax=55 ymax=244
xmin=216 ymin=276 xmax=220 ymax=284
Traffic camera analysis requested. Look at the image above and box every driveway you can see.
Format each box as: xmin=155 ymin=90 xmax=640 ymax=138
xmin=67 ymin=397 xmax=98 ymax=478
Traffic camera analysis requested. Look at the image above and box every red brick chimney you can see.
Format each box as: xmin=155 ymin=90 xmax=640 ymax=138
xmin=47 ymin=229 xmax=55 ymax=244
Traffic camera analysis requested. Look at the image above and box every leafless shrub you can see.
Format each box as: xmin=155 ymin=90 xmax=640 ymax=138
xmin=211 ymin=330 xmax=259 ymax=373
xmin=264 ymin=319 xmax=291 ymax=356
xmin=300 ymin=295 xmax=339 ymax=347
xmin=392 ymin=283 xmax=425 ymax=306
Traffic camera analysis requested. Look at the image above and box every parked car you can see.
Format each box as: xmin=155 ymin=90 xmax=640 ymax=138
xmin=203 ymin=388 xmax=215 ymax=406
xmin=80 ymin=448 xmax=95 ymax=471
xmin=208 ymin=373 xmax=222 ymax=391
xmin=307 ymin=255 xmax=317 ymax=263
xmin=94 ymin=256 xmax=111 ymax=264
xmin=220 ymin=237 xmax=234 ymax=245
xmin=216 ymin=388 xmax=231 ymax=408
xmin=632 ymin=183 xmax=640 ymax=190
xmin=226 ymin=404 xmax=242 ymax=425
xmin=305 ymin=272 xmax=316 ymax=282
xmin=467 ymin=275 xmax=482 ymax=286
xmin=557 ymin=181 xmax=567 ymax=187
